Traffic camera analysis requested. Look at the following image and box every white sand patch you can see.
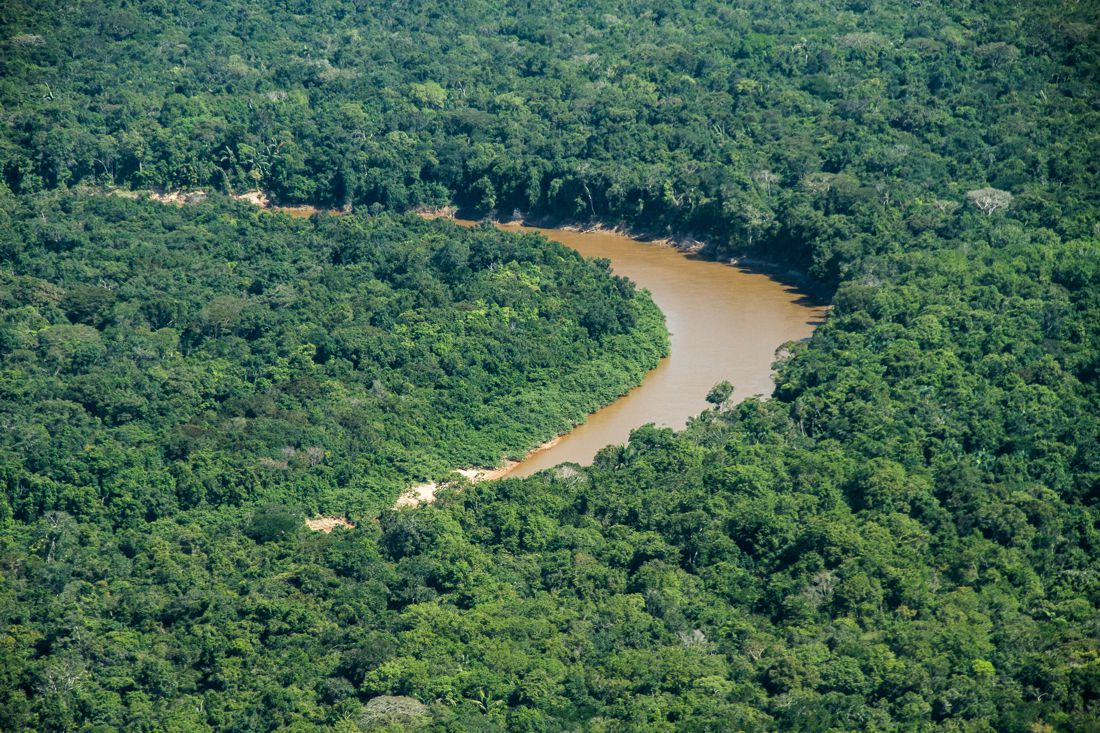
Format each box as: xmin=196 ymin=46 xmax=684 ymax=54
xmin=233 ymin=190 xmax=270 ymax=207
xmin=392 ymin=436 xmax=564 ymax=509
xmin=394 ymin=481 xmax=442 ymax=509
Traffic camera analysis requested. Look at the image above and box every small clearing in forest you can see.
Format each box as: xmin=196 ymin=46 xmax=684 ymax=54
xmin=305 ymin=516 xmax=355 ymax=533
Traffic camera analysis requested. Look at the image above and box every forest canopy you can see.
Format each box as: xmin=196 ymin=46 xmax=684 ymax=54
xmin=2 ymin=0 xmax=1097 ymax=282
xmin=1 ymin=0 xmax=1099 ymax=730
xmin=0 ymin=193 xmax=666 ymax=524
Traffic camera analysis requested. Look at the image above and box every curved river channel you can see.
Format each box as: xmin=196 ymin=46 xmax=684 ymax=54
xmin=459 ymin=222 xmax=827 ymax=479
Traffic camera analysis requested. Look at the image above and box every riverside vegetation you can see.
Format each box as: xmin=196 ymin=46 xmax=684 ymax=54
xmin=1 ymin=0 xmax=1099 ymax=731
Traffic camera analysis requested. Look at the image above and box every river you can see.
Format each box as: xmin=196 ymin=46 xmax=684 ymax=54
xmin=457 ymin=222 xmax=826 ymax=479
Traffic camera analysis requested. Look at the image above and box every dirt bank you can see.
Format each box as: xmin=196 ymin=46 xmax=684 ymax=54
xmin=305 ymin=515 xmax=355 ymax=533
xmin=392 ymin=437 xmax=563 ymax=509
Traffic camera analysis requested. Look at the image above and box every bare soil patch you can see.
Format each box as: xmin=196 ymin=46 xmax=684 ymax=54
xmin=305 ymin=516 xmax=355 ymax=533
xmin=233 ymin=190 xmax=270 ymax=207
xmin=392 ymin=436 xmax=563 ymax=509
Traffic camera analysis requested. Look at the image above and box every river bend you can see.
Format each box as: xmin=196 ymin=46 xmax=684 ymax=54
xmin=471 ymin=223 xmax=825 ymax=478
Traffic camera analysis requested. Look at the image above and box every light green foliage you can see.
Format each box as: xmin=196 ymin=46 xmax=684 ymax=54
xmin=0 ymin=0 xmax=1098 ymax=731
xmin=0 ymin=195 xmax=666 ymax=524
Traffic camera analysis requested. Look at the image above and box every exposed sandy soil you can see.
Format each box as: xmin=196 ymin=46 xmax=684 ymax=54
xmin=148 ymin=189 xmax=208 ymax=205
xmin=275 ymin=205 xmax=329 ymax=218
xmin=392 ymin=436 xmax=563 ymax=509
xmin=103 ymin=187 xmax=340 ymax=217
xmin=305 ymin=515 xmax=355 ymax=533
xmin=394 ymin=482 xmax=443 ymax=509
xmin=233 ymin=190 xmax=270 ymax=207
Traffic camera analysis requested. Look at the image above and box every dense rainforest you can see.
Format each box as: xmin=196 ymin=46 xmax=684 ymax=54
xmin=1 ymin=0 xmax=1099 ymax=731
xmin=0 ymin=191 xmax=667 ymax=518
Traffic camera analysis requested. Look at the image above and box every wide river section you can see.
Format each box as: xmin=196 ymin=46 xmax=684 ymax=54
xmin=465 ymin=222 xmax=826 ymax=479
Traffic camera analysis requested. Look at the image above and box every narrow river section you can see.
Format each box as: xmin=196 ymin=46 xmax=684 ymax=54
xmin=467 ymin=222 xmax=826 ymax=479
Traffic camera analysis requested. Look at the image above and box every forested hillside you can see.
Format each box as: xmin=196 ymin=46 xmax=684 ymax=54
xmin=1 ymin=0 xmax=1099 ymax=730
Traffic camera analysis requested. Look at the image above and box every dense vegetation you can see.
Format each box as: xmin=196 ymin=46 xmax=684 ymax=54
xmin=0 ymin=192 xmax=665 ymax=523
xmin=1 ymin=0 xmax=1099 ymax=730
xmin=3 ymin=0 xmax=1098 ymax=283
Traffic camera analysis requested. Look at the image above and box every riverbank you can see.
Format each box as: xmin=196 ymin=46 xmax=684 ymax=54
xmin=455 ymin=220 xmax=825 ymax=478
xmin=538 ymin=220 xmax=828 ymax=299
xmin=105 ymin=188 xmax=822 ymax=296
xmin=101 ymin=187 xmax=822 ymax=491
xmin=100 ymin=186 xmax=343 ymax=217
xmin=393 ymin=436 xmax=564 ymax=508
xmin=436 ymin=209 xmax=829 ymax=300
xmin=94 ymin=187 xmax=671 ymax=501
xmin=271 ymin=201 xmax=824 ymax=484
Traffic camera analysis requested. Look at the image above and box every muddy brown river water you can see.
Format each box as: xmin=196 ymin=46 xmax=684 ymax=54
xmin=459 ymin=222 xmax=826 ymax=479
